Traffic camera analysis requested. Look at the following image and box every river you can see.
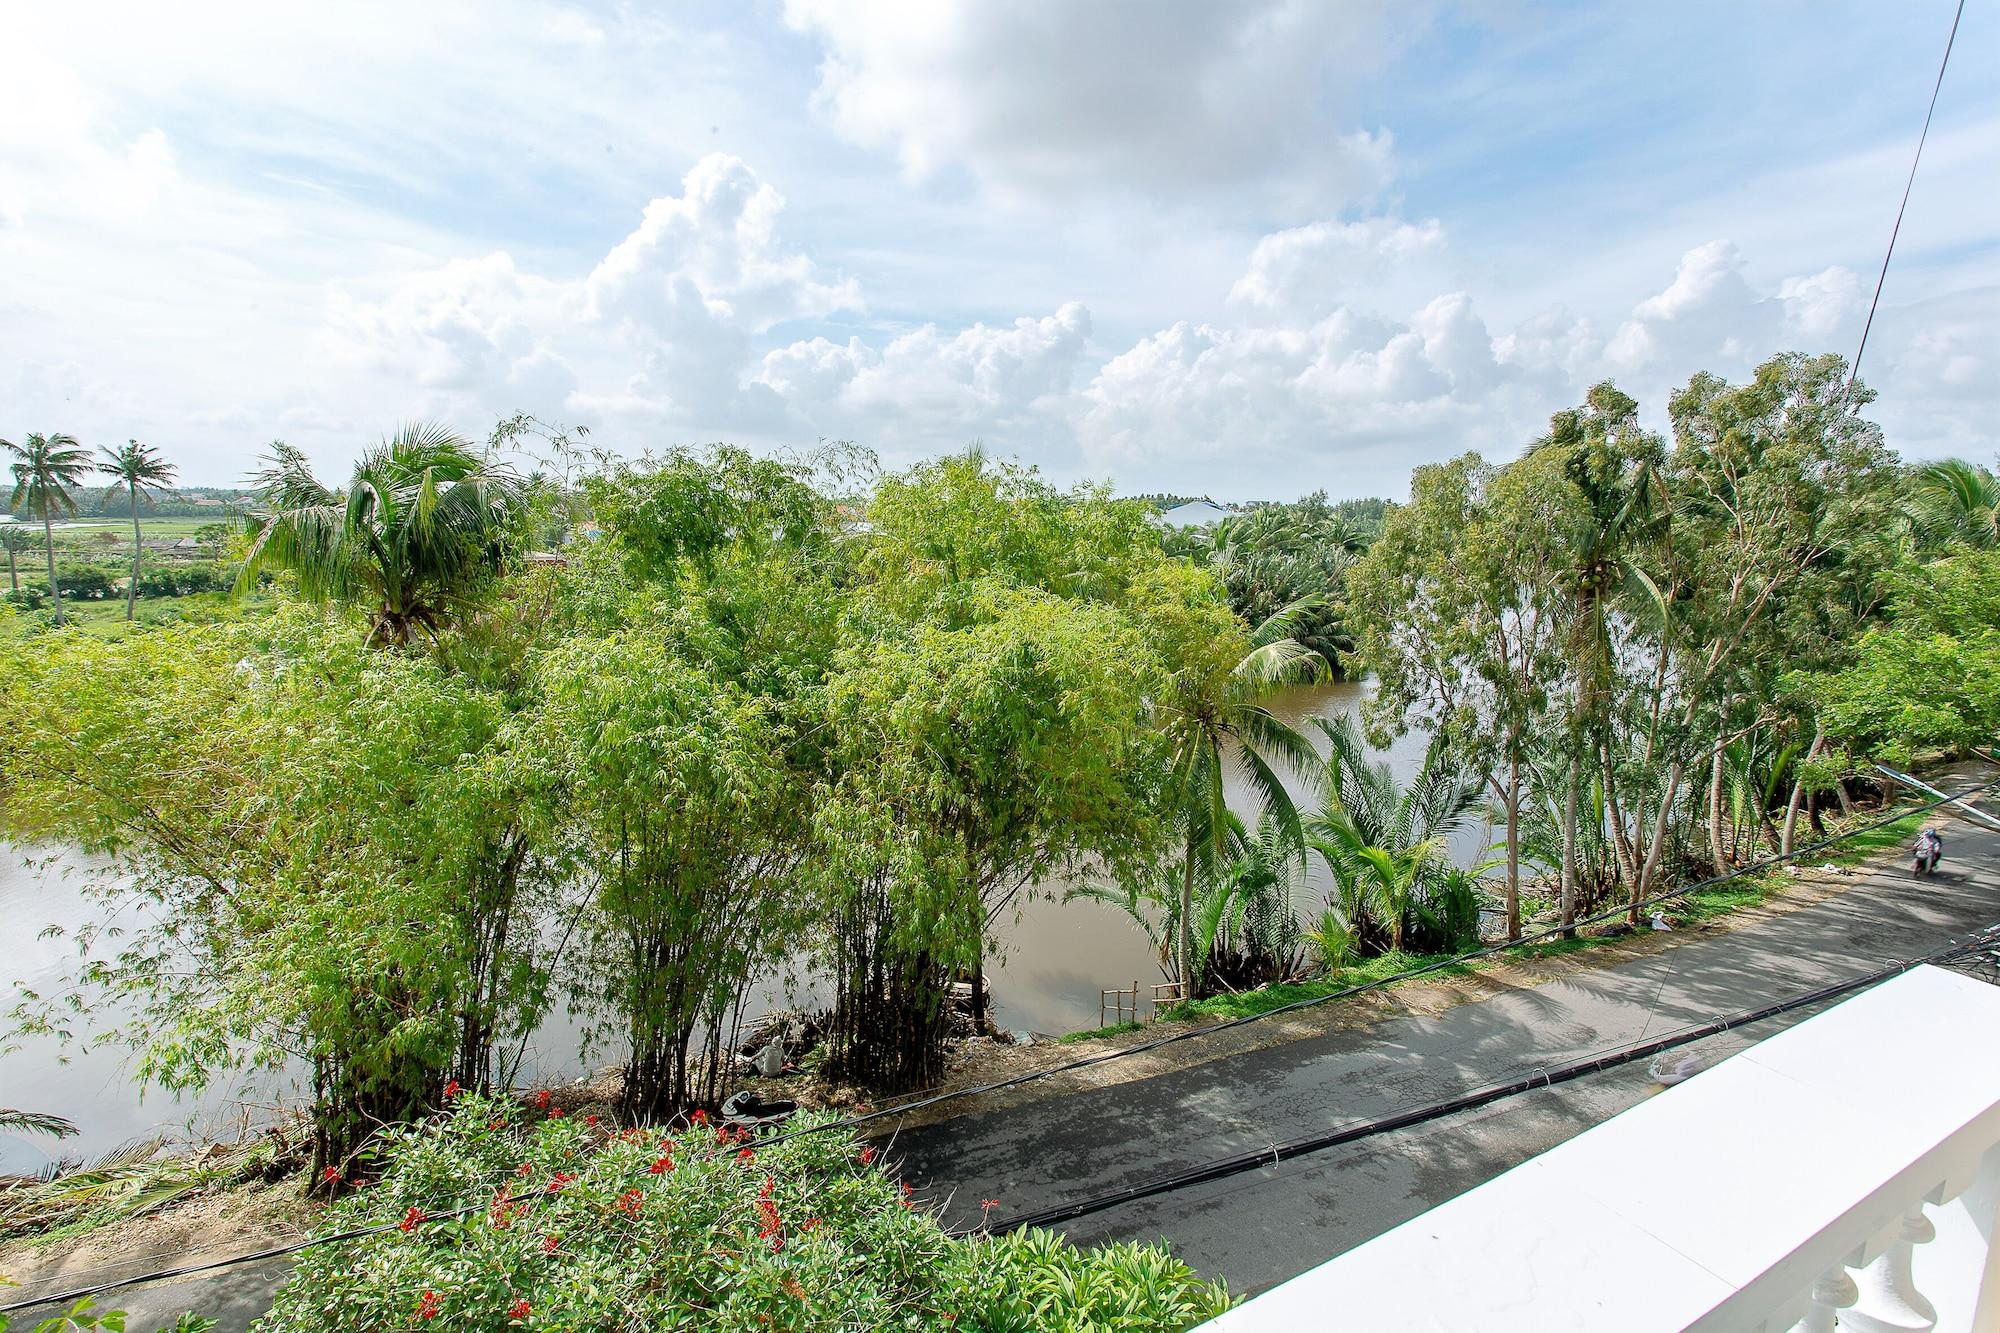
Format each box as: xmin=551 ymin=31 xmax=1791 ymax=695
xmin=0 ymin=681 xmax=1483 ymax=1172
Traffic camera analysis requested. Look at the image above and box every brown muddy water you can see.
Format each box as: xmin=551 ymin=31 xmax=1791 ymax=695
xmin=0 ymin=682 xmax=1487 ymax=1171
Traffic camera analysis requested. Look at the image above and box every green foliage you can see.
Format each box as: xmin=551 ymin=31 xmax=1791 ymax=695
xmin=531 ymin=629 xmax=804 ymax=1116
xmin=1197 ymin=491 xmax=1375 ymax=675
xmin=1797 ymin=552 xmax=2000 ymax=762
xmin=0 ymin=614 xmax=559 ymax=1177
xmin=256 ymin=1097 xmax=1231 ymax=1333
xmin=238 ymin=426 xmax=531 ymax=648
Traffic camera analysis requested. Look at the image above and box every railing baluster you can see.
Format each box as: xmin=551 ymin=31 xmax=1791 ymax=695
xmin=1784 ymin=1267 xmax=1857 ymax=1333
xmin=1844 ymin=1205 xmax=1939 ymax=1332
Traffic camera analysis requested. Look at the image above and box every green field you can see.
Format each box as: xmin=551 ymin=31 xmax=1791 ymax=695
xmin=1 ymin=589 xmax=275 ymax=640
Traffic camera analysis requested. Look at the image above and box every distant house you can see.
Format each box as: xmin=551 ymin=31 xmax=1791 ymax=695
xmin=1152 ymin=499 xmax=1234 ymax=529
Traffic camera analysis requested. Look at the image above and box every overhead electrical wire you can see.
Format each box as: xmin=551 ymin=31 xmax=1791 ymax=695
xmin=979 ymin=926 xmax=2000 ymax=1233
xmin=6 ymin=775 xmax=1994 ymax=1316
xmin=1848 ymin=0 xmax=1967 ymax=391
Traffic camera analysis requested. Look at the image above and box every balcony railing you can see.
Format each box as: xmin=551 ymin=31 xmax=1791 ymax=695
xmin=1201 ymin=962 xmax=2000 ymax=1332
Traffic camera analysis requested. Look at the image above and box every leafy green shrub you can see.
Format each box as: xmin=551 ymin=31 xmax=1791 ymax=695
xmin=257 ymin=1096 xmax=1231 ymax=1332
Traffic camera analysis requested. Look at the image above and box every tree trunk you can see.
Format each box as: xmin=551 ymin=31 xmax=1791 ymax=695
xmin=1781 ymin=729 xmax=1825 ymax=858
xmin=5 ymin=544 xmax=16 ymax=592
xmin=40 ymin=511 xmax=61 ymax=625
xmin=127 ymin=508 xmax=142 ymax=620
xmin=1178 ymin=835 xmax=1198 ymax=997
xmin=1707 ymin=746 xmax=1728 ymax=874
xmin=969 ymin=947 xmax=987 ymax=1035
xmin=1559 ymin=753 xmax=1579 ymax=937
xmin=1504 ymin=758 xmax=1522 ymax=941
xmin=1633 ymin=760 xmax=1684 ymax=924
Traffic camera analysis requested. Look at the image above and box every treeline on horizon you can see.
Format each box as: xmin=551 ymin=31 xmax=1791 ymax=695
xmin=5 ymin=349 xmax=2000 ymax=1187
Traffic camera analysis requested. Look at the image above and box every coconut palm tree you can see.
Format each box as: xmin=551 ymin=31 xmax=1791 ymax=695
xmin=98 ymin=439 xmax=179 ymax=621
xmin=1912 ymin=458 xmax=2000 ymax=552
xmin=237 ymin=425 xmax=530 ymax=648
xmin=3 ymin=433 xmax=92 ymax=625
xmin=1305 ymin=714 xmax=1484 ymax=954
xmin=0 ymin=524 xmax=35 ymax=594
xmin=1156 ymin=621 xmax=1322 ymax=995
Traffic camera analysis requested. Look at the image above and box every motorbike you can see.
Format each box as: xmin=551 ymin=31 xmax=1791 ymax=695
xmin=721 ymin=1088 xmax=798 ymax=1132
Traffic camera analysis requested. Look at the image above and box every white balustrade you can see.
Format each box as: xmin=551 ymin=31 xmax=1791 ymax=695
xmin=1198 ymin=965 xmax=2000 ymax=1333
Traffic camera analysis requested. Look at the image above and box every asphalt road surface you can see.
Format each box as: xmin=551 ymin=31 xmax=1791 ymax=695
xmin=10 ymin=810 xmax=1996 ymax=1328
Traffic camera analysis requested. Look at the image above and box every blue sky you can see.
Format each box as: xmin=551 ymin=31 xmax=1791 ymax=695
xmin=3 ymin=1 xmax=1992 ymax=496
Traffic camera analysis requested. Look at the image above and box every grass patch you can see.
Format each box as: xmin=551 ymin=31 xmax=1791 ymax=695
xmin=1059 ymin=1020 xmax=1141 ymax=1044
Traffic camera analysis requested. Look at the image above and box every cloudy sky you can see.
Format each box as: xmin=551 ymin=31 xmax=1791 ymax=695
xmin=4 ymin=1 xmax=1993 ymax=497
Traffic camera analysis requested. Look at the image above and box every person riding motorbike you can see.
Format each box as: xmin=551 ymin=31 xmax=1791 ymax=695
xmin=1914 ymin=824 xmax=1944 ymax=875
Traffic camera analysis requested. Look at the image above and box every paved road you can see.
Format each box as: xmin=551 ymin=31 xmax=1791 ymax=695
xmin=10 ymin=815 xmax=1995 ymax=1328
xmin=890 ymin=820 xmax=2000 ymax=1296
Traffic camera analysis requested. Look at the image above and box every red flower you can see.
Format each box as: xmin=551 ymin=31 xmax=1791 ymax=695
xmin=416 ymin=1290 xmax=441 ymax=1320
xmin=758 ymin=1174 xmax=775 ymax=1200
xmin=616 ymin=1188 xmax=644 ymax=1217
xmin=648 ymin=1155 xmax=673 ymax=1175
xmin=980 ymin=1198 xmax=1000 ymax=1217
xmin=507 ymin=1298 xmax=532 ymax=1320
xmin=548 ymin=1171 xmax=576 ymax=1193
xmin=691 ymin=1108 xmax=710 ymax=1127
xmin=804 ymin=1216 xmax=823 ymax=1232
xmin=547 ymin=1107 xmax=565 ymax=1120
xmin=534 ymin=1089 xmax=552 ymax=1111
xmin=399 ymin=1206 xmax=426 ymax=1233
xmin=541 ymin=1233 xmax=560 ymax=1255
xmin=443 ymin=1079 xmax=462 ymax=1099
xmin=858 ymin=1146 xmax=875 ymax=1167
xmin=515 ymin=1162 xmax=533 ymax=1177
xmin=736 ymin=1147 xmax=756 ymax=1165
xmin=488 ymin=1120 xmax=507 ymax=1131
xmin=584 ymin=1113 xmax=599 ymax=1127
xmin=320 ymin=1166 xmax=341 ymax=1183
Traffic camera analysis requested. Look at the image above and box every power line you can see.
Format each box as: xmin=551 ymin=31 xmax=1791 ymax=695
xmin=5 ymin=775 xmax=1991 ymax=1315
xmin=1849 ymin=0 xmax=1967 ymax=392
xmin=981 ymin=927 xmax=2000 ymax=1233
xmin=745 ymin=772 xmax=2000 ymax=1152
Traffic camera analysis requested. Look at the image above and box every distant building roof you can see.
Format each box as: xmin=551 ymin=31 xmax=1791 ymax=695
xmin=1152 ymin=499 xmax=1234 ymax=529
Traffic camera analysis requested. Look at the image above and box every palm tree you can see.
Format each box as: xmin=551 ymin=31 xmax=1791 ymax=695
xmin=1304 ymin=714 xmax=1484 ymax=953
xmin=1155 ymin=622 xmax=1322 ymax=996
xmin=0 ymin=524 xmax=35 ymax=594
xmin=1912 ymin=458 xmax=2000 ymax=552
xmin=238 ymin=425 xmax=530 ymax=647
xmin=99 ymin=439 xmax=179 ymax=621
xmin=1071 ymin=811 xmax=1308 ymax=996
xmin=3 ymin=433 xmax=92 ymax=625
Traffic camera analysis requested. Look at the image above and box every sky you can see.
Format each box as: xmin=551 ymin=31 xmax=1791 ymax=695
xmin=3 ymin=0 xmax=1994 ymax=498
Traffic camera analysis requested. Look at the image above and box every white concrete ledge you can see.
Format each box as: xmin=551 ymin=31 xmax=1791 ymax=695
xmin=1201 ymin=964 xmax=2000 ymax=1333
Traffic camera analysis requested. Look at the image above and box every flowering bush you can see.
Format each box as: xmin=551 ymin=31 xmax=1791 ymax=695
xmin=255 ymin=1097 xmax=1231 ymax=1332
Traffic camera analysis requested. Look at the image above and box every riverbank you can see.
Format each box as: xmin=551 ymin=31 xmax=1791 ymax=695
xmin=1 ymin=801 xmax=1937 ymax=1299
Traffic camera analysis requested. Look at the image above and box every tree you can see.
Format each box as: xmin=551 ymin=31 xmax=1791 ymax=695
xmin=1348 ymin=454 xmax=1568 ymax=940
xmin=1912 ymin=458 xmax=2000 ymax=553
xmin=1513 ymin=384 xmax=1665 ymax=931
xmin=0 ymin=616 xmax=560 ymax=1182
xmin=1304 ymin=715 xmax=1483 ymax=954
xmin=1132 ymin=561 xmax=1321 ymax=995
xmin=532 ymin=630 xmax=804 ymax=1117
xmin=815 ymin=585 xmax=1169 ymax=1087
xmin=238 ymin=426 xmax=529 ymax=647
xmin=0 ymin=524 xmax=36 ymax=593
xmin=98 ymin=438 xmax=179 ymax=621
xmin=3 ymin=432 xmax=92 ymax=625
